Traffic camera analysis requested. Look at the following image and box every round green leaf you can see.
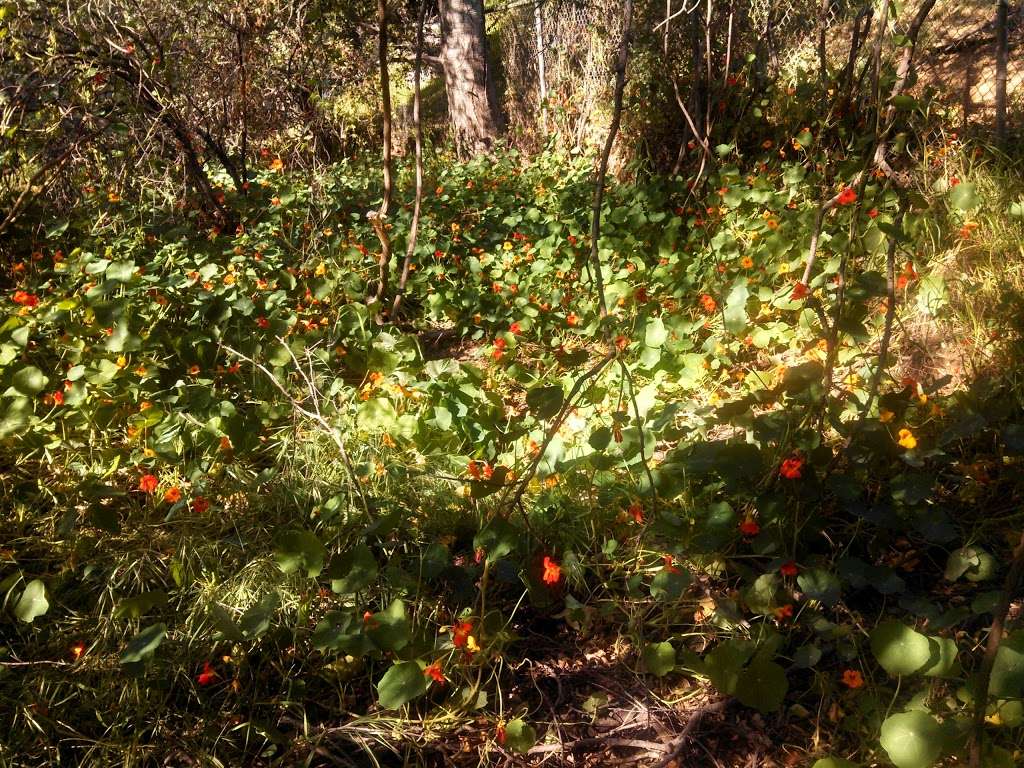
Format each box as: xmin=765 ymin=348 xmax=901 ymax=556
xmin=644 ymin=316 xmax=667 ymax=348
xmin=949 ymin=182 xmax=981 ymax=211
xmin=990 ymin=631 xmax=1024 ymax=698
xmin=328 ymin=543 xmax=379 ymax=594
xmin=642 ymin=641 xmax=676 ymax=677
xmin=812 ymin=758 xmax=860 ymax=768
xmin=274 ymin=529 xmax=327 ymax=577
xmin=10 ymin=366 xmax=48 ymax=395
xmin=526 ymin=385 xmax=564 ymax=420
xmin=871 ymin=621 xmax=932 ymax=676
xmin=734 ymin=659 xmax=788 ymax=713
xmin=14 ymin=579 xmax=49 ymax=623
xmin=945 ymin=546 xmax=996 ymax=582
xmin=120 ymin=623 xmax=168 ymax=664
xmin=798 ymin=568 xmax=842 ymax=606
xmin=879 ymin=711 xmax=942 ymax=768
xmin=376 ymin=661 xmax=428 ymax=709
xmin=502 ymin=718 xmax=537 ymax=754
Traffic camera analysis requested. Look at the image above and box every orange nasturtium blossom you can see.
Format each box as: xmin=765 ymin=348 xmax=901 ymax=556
xmin=628 ymin=500 xmax=643 ymax=523
xmin=424 ymin=661 xmax=445 ymax=684
xmin=566 ymin=312 xmax=579 ymax=327
xmin=779 ymin=455 xmax=804 ymax=479
xmin=541 ymin=556 xmax=562 ymax=585
xmin=70 ymin=641 xmax=86 ymax=660
xmin=192 ymin=496 xmax=210 ymax=514
xmin=188 ymin=364 xmax=201 ymax=375
xmin=197 ymin=662 xmax=217 ymax=686
xmin=496 ymin=722 xmax=507 ymax=745
xmin=164 ymin=486 xmax=182 ymax=504
xmin=897 ymin=428 xmax=918 ymax=450
xmin=836 ymin=186 xmax=857 ymax=206
xmin=868 ymin=208 xmax=879 ymax=219
xmin=774 ymin=604 xmax=794 ymax=620
xmin=700 ymin=294 xmax=717 ymax=313
xmin=509 ymin=321 xmax=521 ymax=334
xmin=741 ymin=256 xmax=754 ymax=269
xmin=739 ymin=517 xmax=760 ymax=537
xmin=780 ymin=560 xmax=799 ymax=577
xmin=139 ymin=474 xmax=158 ymax=494
xmin=790 ymin=281 xmax=809 ymax=301
xmin=842 ymin=669 xmax=865 ymax=689
xmin=452 ymin=620 xmax=473 ymax=649
xmin=12 ymin=290 xmax=40 ymax=307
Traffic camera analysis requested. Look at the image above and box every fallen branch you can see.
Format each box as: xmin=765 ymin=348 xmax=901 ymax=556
xmin=652 ymin=698 xmax=729 ymax=768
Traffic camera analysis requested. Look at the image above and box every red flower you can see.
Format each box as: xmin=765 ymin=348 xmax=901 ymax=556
xmin=836 ymin=187 xmax=857 ymax=206
xmin=197 ymin=662 xmax=217 ymax=686
xmin=509 ymin=322 xmax=521 ymax=335
xmin=12 ymin=290 xmax=39 ymax=307
xmin=790 ymin=282 xmax=809 ymax=301
xmin=868 ymin=208 xmax=879 ymax=219
xmin=774 ymin=604 xmax=794 ymax=620
xmin=628 ymin=501 xmax=643 ymax=523
xmin=496 ymin=724 xmax=507 ymax=744
xmin=424 ymin=661 xmax=445 ymax=684
xmin=256 ymin=316 xmax=269 ymax=329
xmin=566 ymin=312 xmax=579 ymax=327
xmin=662 ymin=555 xmax=681 ymax=574
xmin=950 ymin=176 xmax=960 ymax=187
xmin=52 ymin=391 xmax=65 ymax=406
xmin=779 ymin=560 xmax=799 ymax=577
xmin=452 ymin=621 xmax=473 ymax=649
xmin=700 ymin=294 xmax=717 ymax=313
xmin=164 ymin=486 xmax=182 ymax=503
xmin=467 ymin=460 xmax=483 ymax=480
xmin=192 ymin=496 xmax=210 ymax=514
xmin=739 ymin=518 xmax=760 ymax=537
xmin=779 ymin=455 xmax=804 ymax=479
xmin=541 ymin=556 xmax=561 ymax=585
xmin=139 ymin=474 xmax=158 ymax=494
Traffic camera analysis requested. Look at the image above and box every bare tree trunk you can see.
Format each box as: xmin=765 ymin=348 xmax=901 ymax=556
xmin=589 ymin=0 xmax=634 ymax=319
xmin=438 ymin=0 xmax=501 ymax=158
xmin=392 ymin=0 xmax=427 ymax=317
xmin=995 ymin=0 xmax=1009 ymax=146
xmin=372 ymin=0 xmax=393 ymax=305
xmin=817 ymin=0 xmax=830 ymax=89
xmin=534 ymin=0 xmax=548 ymax=135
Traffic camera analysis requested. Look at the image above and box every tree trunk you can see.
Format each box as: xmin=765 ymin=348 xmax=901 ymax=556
xmin=994 ymin=0 xmax=1008 ymax=146
xmin=438 ymin=0 xmax=500 ymax=158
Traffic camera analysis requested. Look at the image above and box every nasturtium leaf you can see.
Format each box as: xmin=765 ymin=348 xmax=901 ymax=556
xmin=376 ymin=661 xmax=428 ymax=709
xmin=356 ymin=397 xmax=397 ymax=431
xmin=328 ymin=543 xmax=378 ymax=593
xmin=113 ymin=590 xmax=168 ymax=619
xmin=920 ymin=636 xmax=959 ymax=678
xmin=990 ymin=631 xmax=1024 ymax=698
xmin=14 ymin=579 xmax=49 ymax=623
xmin=10 ymin=366 xmax=48 ymax=395
xmin=502 ymin=718 xmax=537 ymax=754
xmin=723 ymin=277 xmax=749 ymax=335
xmin=949 ymin=182 xmax=981 ymax=211
xmin=879 ymin=711 xmax=942 ymax=768
xmin=704 ymin=638 xmax=756 ymax=694
xmin=650 ymin=567 xmax=692 ymax=601
xmin=812 ymin=758 xmax=860 ymax=768
xmin=642 ymin=641 xmax=676 ymax=677
xmin=526 ymin=385 xmax=564 ymax=420
xmin=105 ymin=260 xmax=137 ymax=282
xmin=792 ymin=644 xmax=823 ymax=669
xmin=366 ymin=599 xmax=410 ymax=651
xmin=644 ymin=316 xmax=667 ymax=348
xmin=474 ymin=517 xmax=518 ymax=563
xmin=120 ymin=623 xmax=167 ymax=664
xmin=944 ymin=545 xmax=996 ymax=582
xmin=274 ymin=529 xmax=327 ymax=577
xmin=734 ymin=659 xmax=788 ymax=713
xmin=871 ymin=621 xmax=932 ymax=676
xmin=798 ymin=568 xmax=842 ymax=606
xmin=239 ymin=593 xmax=279 ymax=638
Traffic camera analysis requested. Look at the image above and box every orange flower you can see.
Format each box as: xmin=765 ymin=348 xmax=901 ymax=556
xmin=566 ymin=312 xmax=579 ymax=327
xmin=774 ymin=604 xmax=794 ymax=620
xmin=779 ymin=560 xmax=798 ymax=577
xmin=139 ymin=474 xmax=158 ymax=494
xmin=868 ymin=208 xmax=879 ymax=219
xmin=779 ymin=455 xmax=804 ymax=479
xmin=197 ymin=662 xmax=217 ymax=686
xmin=700 ymin=294 xmax=717 ymax=313
xmin=70 ymin=641 xmax=86 ymax=660
xmin=52 ymin=391 xmax=65 ymax=406
xmin=790 ymin=282 xmax=809 ymax=301
xmin=424 ymin=661 xmax=445 ymax=684
xmin=192 ymin=496 xmax=210 ymax=514
xmin=741 ymin=256 xmax=754 ymax=269
xmin=509 ymin=321 xmax=521 ymax=334
xmin=841 ymin=669 xmax=864 ymax=689
xmin=452 ymin=620 xmax=473 ymax=649
xmin=541 ymin=556 xmax=562 ymax=585
xmin=164 ymin=486 xmax=182 ymax=503
xmin=12 ymin=290 xmax=39 ymax=307
xmin=897 ymin=428 xmax=917 ymax=450
xmin=188 ymin=364 xmax=201 ymax=375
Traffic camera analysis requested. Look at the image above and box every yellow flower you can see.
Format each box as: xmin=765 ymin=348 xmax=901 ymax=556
xmin=879 ymin=408 xmax=895 ymax=423
xmin=465 ymin=635 xmax=480 ymax=653
xmin=897 ymin=428 xmax=917 ymax=450
xmin=315 ymin=263 xmax=327 ymax=277
xmin=116 ymin=356 xmax=127 ymax=368
xmin=777 ymin=261 xmax=790 ymax=274
xmin=502 ymin=241 xmax=513 ymax=251
xmin=223 ymin=273 xmax=236 ymax=285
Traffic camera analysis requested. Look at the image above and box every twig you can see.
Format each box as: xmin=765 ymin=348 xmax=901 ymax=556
xmin=969 ymin=531 xmax=1024 ymax=768
xmin=651 ymin=698 xmax=729 ymax=768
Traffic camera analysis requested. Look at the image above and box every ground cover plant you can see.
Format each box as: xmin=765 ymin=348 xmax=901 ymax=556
xmin=3 ymin=0 xmax=1024 ymax=766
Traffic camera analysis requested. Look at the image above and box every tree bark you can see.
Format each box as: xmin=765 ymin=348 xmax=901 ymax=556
xmin=994 ymin=0 xmax=1009 ymax=146
xmin=438 ymin=0 xmax=501 ymax=158
xmin=372 ymin=0 xmax=393 ymax=304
